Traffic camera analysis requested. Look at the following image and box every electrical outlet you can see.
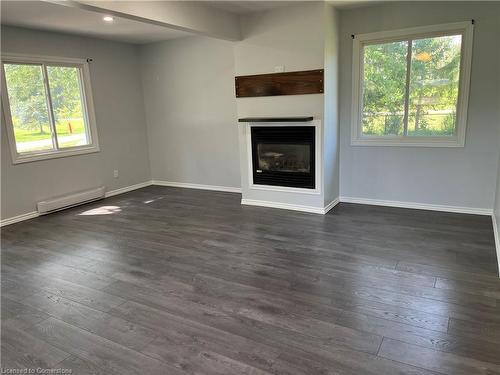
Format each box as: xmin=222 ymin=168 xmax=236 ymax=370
xmin=274 ymin=65 xmax=285 ymax=73
xmin=113 ymin=170 xmax=119 ymax=178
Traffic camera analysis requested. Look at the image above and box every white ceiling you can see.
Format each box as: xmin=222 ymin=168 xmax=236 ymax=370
xmin=1 ymin=0 xmax=380 ymax=44
xmin=207 ymin=1 xmax=304 ymax=15
xmin=0 ymin=1 xmax=191 ymax=44
xmin=208 ymin=0 xmax=382 ymax=14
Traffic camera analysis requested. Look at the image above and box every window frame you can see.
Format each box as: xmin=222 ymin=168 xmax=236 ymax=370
xmin=1 ymin=53 xmax=100 ymax=164
xmin=351 ymin=21 xmax=474 ymax=147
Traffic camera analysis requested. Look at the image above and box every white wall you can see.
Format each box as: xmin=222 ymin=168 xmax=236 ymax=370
xmin=1 ymin=26 xmax=151 ymax=220
xmin=493 ymin=151 xmax=500 ymax=274
xmin=235 ymin=2 xmax=330 ymax=209
xmin=323 ymin=4 xmax=340 ymax=206
xmin=491 ymin=14 xmax=500 ymax=273
xmin=338 ymin=2 xmax=500 ymax=211
xmin=234 ymin=2 xmax=326 ymax=121
xmin=139 ymin=36 xmax=240 ymax=189
xmin=139 ymin=1 xmax=334 ymax=204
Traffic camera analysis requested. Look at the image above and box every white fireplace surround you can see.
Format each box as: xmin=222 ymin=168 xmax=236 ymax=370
xmin=238 ymin=119 xmax=333 ymax=214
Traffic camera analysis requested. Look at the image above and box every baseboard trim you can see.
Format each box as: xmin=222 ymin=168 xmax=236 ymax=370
xmin=324 ymin=197 xmax=340 ymax=214
xmin=339 ymin=196 xmax=492 ymax=216
xmin=152 ymin=180 xmax=242 ymax=193
xmin=0 ymin=211 xmax=40 ymax=227
xmin=241 ymin=198 xmax=337 ymax=215
xmin=105 ymin=181 xmax=152 ymax=198
xmin=492 ymin=214 xmax=500 ymax=277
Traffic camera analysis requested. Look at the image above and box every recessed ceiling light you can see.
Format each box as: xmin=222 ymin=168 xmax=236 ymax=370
xmin=103 ymin=16 xmax=114 ymax=22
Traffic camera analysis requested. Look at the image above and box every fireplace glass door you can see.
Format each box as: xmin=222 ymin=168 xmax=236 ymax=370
xmin=256 ymin=144 xmax=311 ymax=173
xmin=251 ymin=126 xmax=315 ymax=189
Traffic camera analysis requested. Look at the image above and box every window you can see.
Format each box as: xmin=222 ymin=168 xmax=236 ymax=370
xmin=351 ymin=22 xmax=473 ymax=147
xmin=1 ymin=54 xmax=99 ymax=163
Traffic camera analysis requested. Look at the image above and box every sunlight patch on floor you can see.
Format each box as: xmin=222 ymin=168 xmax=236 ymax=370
xmin=78 ymin=205 xmax=122 ymax=215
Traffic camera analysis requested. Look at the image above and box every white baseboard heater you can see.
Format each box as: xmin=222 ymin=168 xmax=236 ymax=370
xmin=37 ymin=186 xmax=105 ymax=214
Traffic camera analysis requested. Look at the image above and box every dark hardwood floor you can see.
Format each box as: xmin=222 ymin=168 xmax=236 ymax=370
xmin=2 ymin=185 xmax=500 ymax=374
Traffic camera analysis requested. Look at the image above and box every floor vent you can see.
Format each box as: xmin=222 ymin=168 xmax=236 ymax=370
xmin=37 ymin=186 xmax=105 ymax=214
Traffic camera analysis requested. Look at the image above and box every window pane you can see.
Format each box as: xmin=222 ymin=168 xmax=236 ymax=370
xmin=47 ymin=66 xmax=89 ymax=148
xmin=3 ymin=63 xmax=53 ymax=153
xmin=362 ymin=40 xmax=408 ymax=136
xmin=408 ymin=35 xmax=462 ymax=136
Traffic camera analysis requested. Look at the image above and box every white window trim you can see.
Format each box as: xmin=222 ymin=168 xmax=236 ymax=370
xmin=350 ymin=21 xmax=474 ymax=147
xmin=1 ymin=53 xmax=100 ymax=164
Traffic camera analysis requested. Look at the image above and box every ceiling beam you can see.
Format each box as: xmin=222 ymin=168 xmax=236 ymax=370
xmin=45 ymin=0 xmax=242 ymax=41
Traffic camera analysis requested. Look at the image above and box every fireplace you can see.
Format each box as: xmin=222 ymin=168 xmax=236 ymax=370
xmin=251 ymin=126 xmax=315 ymax=189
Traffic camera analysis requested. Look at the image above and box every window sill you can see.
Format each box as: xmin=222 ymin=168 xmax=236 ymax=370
xmin=12 ymin=145 xmax=100 ymax=164
xmin=351 ymin=137 xmax=465 ymax=148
